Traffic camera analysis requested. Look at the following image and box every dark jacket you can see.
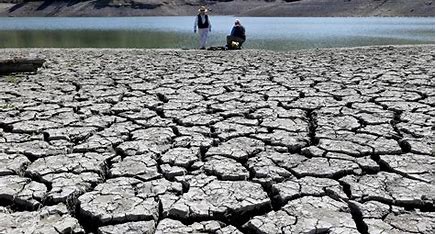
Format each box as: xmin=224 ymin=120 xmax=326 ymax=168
xmin=197 ymin=14 xmax=210 ymax=29
xmin=231 ymin=25 xmax=246 ymax=40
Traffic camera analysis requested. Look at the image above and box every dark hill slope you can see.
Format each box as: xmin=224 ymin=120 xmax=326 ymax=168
xmin=0 ymin=0 xmax=434 ymax=16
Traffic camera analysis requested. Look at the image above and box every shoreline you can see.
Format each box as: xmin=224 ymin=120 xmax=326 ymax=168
xmin=0 ymin=44 xmax=434 ymax=54
xmin=1 ymin=14 xmax=435 ymax=17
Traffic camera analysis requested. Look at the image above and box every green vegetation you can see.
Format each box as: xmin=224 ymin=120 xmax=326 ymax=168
xmin=3 ymin=75 xmax=21 ymax=83
xmin=0 ymin=103 xmax=15 ymax=109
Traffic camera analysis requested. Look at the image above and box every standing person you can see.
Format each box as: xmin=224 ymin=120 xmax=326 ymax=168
xmin=227 ymin=19 xmax=246 ymax=49
xmin=194 ymin=6 xmax=211 ymax=50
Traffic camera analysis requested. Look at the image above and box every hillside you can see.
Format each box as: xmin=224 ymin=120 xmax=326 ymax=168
xmin=0 ymin=0 xmax=434 ymax=17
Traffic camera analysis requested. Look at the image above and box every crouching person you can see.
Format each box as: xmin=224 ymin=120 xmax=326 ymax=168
xmin=227 ymin=19 xmax=246 ymax=50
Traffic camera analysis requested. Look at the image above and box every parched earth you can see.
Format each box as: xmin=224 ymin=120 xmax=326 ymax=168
xmin=0 ymin=46 xmax=434 ymax=233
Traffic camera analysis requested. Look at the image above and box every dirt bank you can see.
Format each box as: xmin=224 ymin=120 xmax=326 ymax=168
xmin=0 ymin=0 xmax=434 ymax=17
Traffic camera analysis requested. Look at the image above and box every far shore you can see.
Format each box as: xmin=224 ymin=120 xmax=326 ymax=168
xmin=0 ymin=0 xmax=434 ymax=17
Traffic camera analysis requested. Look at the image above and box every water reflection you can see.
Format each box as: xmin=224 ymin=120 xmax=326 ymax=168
xmin=0 ymin=30 xmax=198 ymax=48
xmin=0 ymin=17 xmax=433 ymax=50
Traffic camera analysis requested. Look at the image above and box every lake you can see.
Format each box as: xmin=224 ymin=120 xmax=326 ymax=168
xmin=0 ymin=17 xmax=434 ymax=50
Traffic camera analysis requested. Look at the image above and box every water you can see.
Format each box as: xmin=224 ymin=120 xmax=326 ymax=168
xmin=0 ymin=16 xmax=434 ymax=50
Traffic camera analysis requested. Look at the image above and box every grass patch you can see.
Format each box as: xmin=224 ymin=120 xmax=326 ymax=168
xmin=0 ymin=103 xmax=15 ymax=109
xmin=3 ymin=75 xmax=21 ymax=84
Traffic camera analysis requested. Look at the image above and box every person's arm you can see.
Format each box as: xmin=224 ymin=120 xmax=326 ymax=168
xmin=208 ymin=17 xmax=211 ymax=32
xmin=194 ymin=16 xmax=198 ymax=32
xmin=230 ymin=27 xmax=235 ymax=36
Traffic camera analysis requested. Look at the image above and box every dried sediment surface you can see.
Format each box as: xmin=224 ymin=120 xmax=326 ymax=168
xmin=0 ymin=45 xmax=434 ymax=233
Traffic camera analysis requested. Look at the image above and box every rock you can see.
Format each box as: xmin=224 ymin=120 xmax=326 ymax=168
xmin=109 ymin=153 xmax=160 ymax=180
xmin=44 ymin=172 xmax=103 ymax=203
xmin=272 ymin=176 xmax=347 ymax=204
xmin=12 ymin=120 xmax=61 ymax=134
xmin=165 ymin=176 xmax=271 ymax=221
xmin=206 ymin=137 xmax=265 ymax=161
xmin=44 ymin=126 xmax=98 ymax=141
xmin=253 ymin=130 xmax=309 ymax=151
xmin=160 ymin=147 xmax=199 ymax=168
xmin=213 ymin=117 xmax=265 ymax=140
xmin=156 ymin=218 xmax=241 ymax=234
xmin=340 ymin=172 xmax=435 ymax=207
xmin=243 ymin=209 xmax=296 ymax=234
xmin=78 ymin=177 xmax=159 ymax=225
xmin=3 ymin=140 xmax=67 ymax=159
xmin=0 ymin=175 xmax=47 ymax=209
xmin=0 ymin=204 xmax=83 ymax=234
xmin=379 ymin=153 xmax=435 ymax=182
xmin=98 ymin=220 xmax=155 ymax=234
xmin=292 ymin=157 xmax=361 ymax=178
xmin=244 ymin=196 xmax=359 ymax=233
xmin=247 ymin=154 xmax=293 ymax=183
xmin=204 ymin=155 xmax=249 ymax=180
xmin=0 ymin=153 xmax=30 ymax=176
xmin=116 ymin=127 xmax=175 ymax=155
xmin=26 ymin=152 xmax=111 ymax=176
xmin=365 ymin=211 xmax=435 ymax=234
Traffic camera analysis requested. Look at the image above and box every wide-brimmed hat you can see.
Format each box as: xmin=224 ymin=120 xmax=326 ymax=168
xmin=198 ymin=6 xmax=208 ymax=12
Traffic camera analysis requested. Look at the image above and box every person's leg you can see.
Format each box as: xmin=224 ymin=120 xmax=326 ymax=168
xmin=199 ymin=28 xmax=208 ymax=49
xmin=237 ymin=38 xmax=245 ymax=47
xmin=226 ymin=35 xmax=233 ymax=47
xmin=233 ymin=37 xmax=244 ymax=45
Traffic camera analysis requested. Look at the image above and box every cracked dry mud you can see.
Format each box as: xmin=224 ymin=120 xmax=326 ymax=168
xmin=0 ymin=46 xmax=434 ymax=234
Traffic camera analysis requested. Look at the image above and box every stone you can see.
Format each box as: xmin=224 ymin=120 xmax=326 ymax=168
xmin=340 ymin=172 xmax=434 ymax=207
xmin=204 ymin=156 xmax=249 ymax=180
xmin=243 ymin=210 xmax=296 ymax=234
xmin=78 ymin=177 xmax=159 ymax=225
xmin=253 ymin=130 xmax=309 ymax=151
xmin=98 ymin=220 xmax=155 ymax=234
xmin=12 ymin=120 xmax=62 ymax=134
xmin=160 ymin=147 xmax=199 ymax=168
xmin=26 ymin=152 xmax=111 ymax=177
xmin=244 ymin=196 xmax=359 ymax=233
xmin=160 ymin=164 xmax=187 ymax=179
xmin=272 ymin=176 xmax=346 ymax=203
xmin=165 ymin=177 xmax=270 ymax=221
xmin=43 ymin=172 xmax=103 ymax=203
xmin=116 ymin=127 xmax=175 ymax=155
xmin=365 ymin=211 xmax=435 ymax=234
xmin=0 ymin=175 xmax=47 ymax=209
xmin=379 ymin=153 xmax=435 ymax=182
xmin=292 ymin=157 xmax=361 ymax=178
xmin=43 ymin=126 xmax=98 ymax=141
xmin=3 ymin=140 xmax=67 ymax=159
xmin=0 ymin=153 xmax=30 ymax=176
xmin=246 ymin=155 xmax=293 ymax=183
xmin=206 ymin=137 xmax=265 ymax=161
xmin=261 ymin=117 xmax=308 ymax=132
xmin=213 ymin=119 xmax=265 ymax=140
xmin=0 ymin=204 xmax=83 ymax=234
xmin=155 ymin=218 xmax=241 ymax=234
xmin=109 ymin=153 xmax=160 ymax=181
